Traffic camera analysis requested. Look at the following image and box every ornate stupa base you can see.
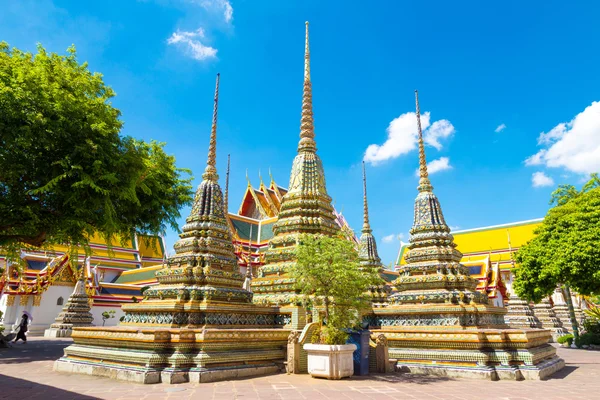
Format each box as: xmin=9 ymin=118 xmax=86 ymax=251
xmin=505 ymin=297 xmax=541 ymax=329
xmin=533 ymin=299 xmax=567 ymax=342
xmin=44 ymin=279 xmax=94 ymax=338
xmin=54 ymin=326 xmax=289 ymax=383
xmin=369 ymin=304 xmax=564 ymax=380
xmin=54 ymin=301 xmax=291 ymax=384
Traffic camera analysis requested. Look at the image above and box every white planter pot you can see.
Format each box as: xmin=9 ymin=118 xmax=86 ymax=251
xmin=303 ymin=343 xmax=357 ymax=380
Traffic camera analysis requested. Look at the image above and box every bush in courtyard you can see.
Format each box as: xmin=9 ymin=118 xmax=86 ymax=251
xmin=557 ymin=334 xmax=574 ymax=346
xmin=577 ymin=332 xmax=600 ymax=347
xmin=291 ymin=234 xmax=380 ymax=345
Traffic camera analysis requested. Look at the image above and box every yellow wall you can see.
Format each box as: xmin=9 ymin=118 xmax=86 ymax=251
xmin=397 ymin=219 xmax=542 ymax=267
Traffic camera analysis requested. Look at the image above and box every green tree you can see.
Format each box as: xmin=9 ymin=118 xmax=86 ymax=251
xmin=0 ymin=43 xmax=193 ymax=257
xmin=292 ymin=234 xmax=379 ymax=345
xmin=514 ymin=173 xmax=600 ymax=303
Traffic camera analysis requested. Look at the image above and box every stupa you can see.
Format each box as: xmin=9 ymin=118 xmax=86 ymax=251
xmin=251 ymin=22 xmax=340 ymax=310
xmin=504 ymin=294 xmax=541 ymax=329
xmin=359 ymin=162 xmax=390 ymax=304
xmin=368 ymin=91 xmax=564 ymax=380
xmin=54 ymin=74 xmax=290 ymax=384
xmin=504 ymin=234 xmax=540 ymax=329
xmin=44 ymin=268 xmax=94 ymax=338
xmin=533 ymin=297 xmax=567 ymax=342
xmin=552 ymin=287 xmax=574 ymax=333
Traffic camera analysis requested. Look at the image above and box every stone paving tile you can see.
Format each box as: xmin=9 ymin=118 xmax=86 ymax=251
xmin=2 ymin=338 xmax=600 ymax=399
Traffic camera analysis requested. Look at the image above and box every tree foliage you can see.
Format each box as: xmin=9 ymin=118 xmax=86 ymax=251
xmin=292 ymin=234 xmax=379 ymax=345
xmin=514 ymin=174 xmax=600 ymax=302
xmin=0 ymin=43 xmax=193 ymax=256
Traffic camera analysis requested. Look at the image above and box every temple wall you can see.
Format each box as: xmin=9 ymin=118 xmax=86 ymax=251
xmin=1 ymin=286 xmax=76 ymax=336
xmin=90 ymin=304 xmax=124 ymax=327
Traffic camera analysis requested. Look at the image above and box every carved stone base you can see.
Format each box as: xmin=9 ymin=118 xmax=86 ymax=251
xmin=54 ymin=326 xmax=289 ymax=384
xmin=373 ymin=324 xmax=563 ymax=380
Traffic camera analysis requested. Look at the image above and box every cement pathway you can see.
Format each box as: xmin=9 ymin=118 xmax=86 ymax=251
xmin=1 ymin=337 xmax=599 ymax=399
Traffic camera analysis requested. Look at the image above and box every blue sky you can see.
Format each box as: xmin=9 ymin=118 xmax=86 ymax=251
xmin=3 ymin=0 xmax=600 ymax=266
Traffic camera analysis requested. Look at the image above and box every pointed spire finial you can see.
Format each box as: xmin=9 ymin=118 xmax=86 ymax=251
xmin=246 ymin=169 xmax=251 ymax=187
xmin=298 ymin=22 xmax=316 ymax=153
xmin=224 ymin=153 xmax=230 ymax=213
xmin=259 ymin=169 xmax=263 ymax=185
xmin=203 ymin=73 xmax=220 ymax=181
xmin=269 ymin=167 xmax=274 ymax=185
xmin=304 ymin=21 xmax=310 ymax=81
xmin=415 ymin=90 xmax=432 ymax=192
xmin=362 ymin=161 xmax=371 ymax=232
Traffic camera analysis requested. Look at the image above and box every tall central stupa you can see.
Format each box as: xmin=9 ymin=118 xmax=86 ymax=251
xmin=251 ymin=22 xmax=340 ymax=306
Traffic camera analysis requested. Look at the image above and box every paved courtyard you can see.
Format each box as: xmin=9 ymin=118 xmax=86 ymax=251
xmin=1 ymin=337 xmax=599 ymax=400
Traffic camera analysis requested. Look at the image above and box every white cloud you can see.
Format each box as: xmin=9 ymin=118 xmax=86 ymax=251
xmin=382 ymin=234 xmax=402 ymax=243
xmin=532 ymin=172 xmax=554 ymax=188
xmin=495 ymin=123 xmax=506 ymax=133
xmin=414 ymin=157 xmax=452 ymax=177
xmin=449 ymin=225 xmax=460 ymax=231
xmin=364 ymin=111 xmax=455 ymax=165
xmin=524 ymin=150 xmax=545 ymax=166
xmin=198 ymin=0 xmax=233 ymax=23
xmin=167 ymin=28 xmax=217 ymax=61
xmin=525 ymin=102 xmax=600 ymax=174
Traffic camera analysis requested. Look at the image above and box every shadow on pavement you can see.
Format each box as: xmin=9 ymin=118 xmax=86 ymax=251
xmin=0 ymin=374 xmax=99 ymax=399
xmin=355 ymin=373 xmax=455 ymax=385
xmin=546 ymin=365 xmax=578 ymax=380
xmin=0 ymin=338 xmax=71 ymax=364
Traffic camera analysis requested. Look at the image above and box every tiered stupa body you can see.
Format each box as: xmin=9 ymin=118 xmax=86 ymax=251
xmin=44 ymin=275 xmax=94 ymax=337
xmin=552 ymin=287 xmax=574 ymax=333
xmin=504 ymin=294 xmax=541 ymax=329
xmin=359 ymin=162 xmax=389 ymax=304
xmin=533 ymin=297 xmax=567 ymax=342
xmin=251 ymin=23 xmax=340 ymax=306
xmin=368 ymin=91 xmax=563 ymax=380
xmin=55 ymin=74 xmax=290 ymax=384
xmin=503 ymin=234 xmax=541 ymax=329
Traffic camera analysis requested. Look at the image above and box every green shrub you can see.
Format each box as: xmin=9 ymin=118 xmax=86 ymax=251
xmin=557 ymin=334 xmax=574 ymax=346
xmin=577 ymin=332 xmax=600 ymax=346
xmin=583 ymin=318 xmax=600 ymax=335
xmin=0 ymin=310 xmax=4 ymax=334
xmin=291 ymin=235 xmax=380 ymax=345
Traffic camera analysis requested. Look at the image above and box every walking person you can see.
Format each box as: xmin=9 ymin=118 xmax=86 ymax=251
xmin=13 ymin=313 xmax=29 ymax=344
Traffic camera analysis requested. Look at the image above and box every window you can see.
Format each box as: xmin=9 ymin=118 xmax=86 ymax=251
xmin=57 ymin=297 xmax=64 ymax=306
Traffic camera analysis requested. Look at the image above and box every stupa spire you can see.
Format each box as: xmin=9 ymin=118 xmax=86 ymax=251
xmin=415 ymin=90 xmax=433 ymax=192
xmin=362 ymin=161 xmax=371 ymax=233
xmin=251 ymin=22 xmax=339 ymax=304
xmin=203 ymin=73 xmax=220 ymax=182
xmin=358 ymin=162 xmax=381 ymax=268
xmin=224 ymin=153 xmax=230 ymax=213
xmin=298 ymin=21 xmax=316 ymax=153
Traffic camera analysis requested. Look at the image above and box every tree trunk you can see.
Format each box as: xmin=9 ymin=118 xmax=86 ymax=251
xmin=323 ymin=296 xmax=330 ymax=325
xmin=563 ymin=284 xmax=580 ymax=344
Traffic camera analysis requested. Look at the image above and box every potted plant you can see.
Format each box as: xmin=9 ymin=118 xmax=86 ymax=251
xmin=292 ymin=234 xmax=379 ymax=379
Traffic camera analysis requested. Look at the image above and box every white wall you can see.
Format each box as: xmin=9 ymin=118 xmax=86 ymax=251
xmin=90 ymin=304 xmax=124 ymax=327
